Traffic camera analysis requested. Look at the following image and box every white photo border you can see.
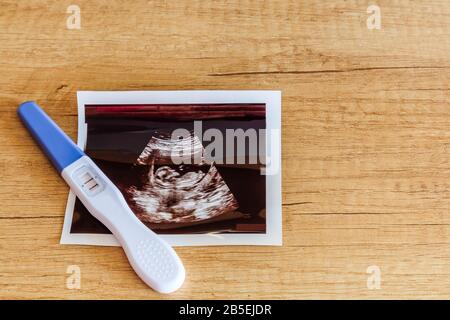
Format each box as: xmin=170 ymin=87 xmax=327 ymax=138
xmin=60 ymin=90 xmax=282 ymax=246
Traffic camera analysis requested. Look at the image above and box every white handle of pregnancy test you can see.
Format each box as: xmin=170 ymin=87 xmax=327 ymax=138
xmin=17 ymin=101 xmax=185 ymax=294
xmin=62 ymin=156 xmax=185 ymax=293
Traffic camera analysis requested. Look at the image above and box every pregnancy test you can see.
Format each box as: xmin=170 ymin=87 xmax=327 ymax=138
xmin=18 ymin=101 xmax=185 ymax=294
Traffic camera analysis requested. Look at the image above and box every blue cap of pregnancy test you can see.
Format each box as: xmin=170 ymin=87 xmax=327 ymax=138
xmin=17 ymin=101 xmax=85 ymax=173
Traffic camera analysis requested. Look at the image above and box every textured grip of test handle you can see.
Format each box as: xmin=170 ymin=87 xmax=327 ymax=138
xmin=123 ymin=224 xmax=186 ymax=294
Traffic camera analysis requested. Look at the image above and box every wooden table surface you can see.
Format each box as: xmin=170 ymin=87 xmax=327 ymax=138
xmin=1 ymin=0 xmax=450 ymax=299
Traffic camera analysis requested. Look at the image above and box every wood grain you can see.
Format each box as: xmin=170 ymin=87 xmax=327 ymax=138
xmin=1 ymin=0 xmax=450 ymax=299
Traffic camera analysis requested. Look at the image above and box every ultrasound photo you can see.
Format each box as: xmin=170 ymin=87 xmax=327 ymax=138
xmin=70 ymin=103 xmax=267 ymax=235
